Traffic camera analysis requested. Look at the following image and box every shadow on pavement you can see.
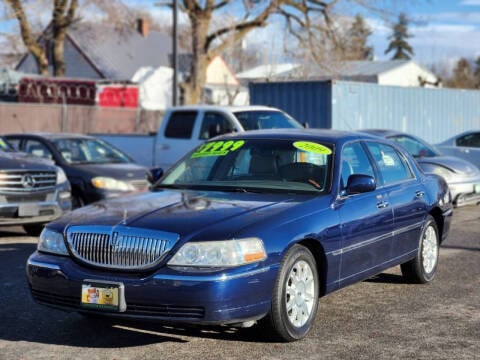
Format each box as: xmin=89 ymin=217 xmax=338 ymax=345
xmin=0 ymin=241 xmax=275 ymax=347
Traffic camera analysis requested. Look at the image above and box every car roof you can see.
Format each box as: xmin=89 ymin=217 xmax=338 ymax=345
xmin=215 ymin=128 xmax=382 ymax=145
xmin=5 ymin=132 xmax=95 ymax=141
xmin=360 ymin=129 xmax=405 ymax=138
xmin=167 ymin=105 xmax=285 ymax=112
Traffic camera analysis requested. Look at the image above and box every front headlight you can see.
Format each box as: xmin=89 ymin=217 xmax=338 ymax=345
xmin=168 ymin=238 xmax=267 ymax=268
xmin=38 ymin=228 xmax=68 ymax=255
xmin=91 ymin=177 xmax=135 ymax=191
xmin=56 ymin=167 xmax=68 ymax=185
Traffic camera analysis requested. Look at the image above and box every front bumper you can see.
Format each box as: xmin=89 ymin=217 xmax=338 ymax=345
xmin=448 ymin=179 xmax=480 ymax=206
xmin=26 ymin=252 xmax=277 ymax=325
xmin=0 ymin=183 xmax=71 ymax=225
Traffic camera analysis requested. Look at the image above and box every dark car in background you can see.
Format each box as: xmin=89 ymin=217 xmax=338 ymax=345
xmin=362 ymin=129 xmax=480 ymax=207
xmin=0 ymin=136 xmax=71 ymax=235
xmin=5 ymin=133 xmax=151 ymax=208
xmin=26 ymin=129 xmax=452 ymax=341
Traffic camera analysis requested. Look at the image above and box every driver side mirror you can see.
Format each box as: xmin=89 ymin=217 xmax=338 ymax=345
xmin=149 ymin=168 xmax=164 ymax=183
xmin=345 ymin=174 xmax=376 ymax=195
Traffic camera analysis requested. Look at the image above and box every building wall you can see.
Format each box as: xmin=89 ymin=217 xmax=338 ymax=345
xmin=249 ymin=81 xmax=332 ymax=129
xmin=378 ymin=62 xmax=439 ymax=88
xmin=206 ymin=56 xmax=238 ymax=86
xmin=249 ymin=80 xmax=480 ymax=144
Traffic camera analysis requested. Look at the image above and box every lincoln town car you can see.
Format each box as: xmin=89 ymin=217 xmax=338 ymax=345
xmin=26 ymin=129 xmax=452 ymax=342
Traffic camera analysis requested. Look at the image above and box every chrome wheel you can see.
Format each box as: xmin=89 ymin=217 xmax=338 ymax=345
xmin=285 ymin=260 xmax=315 ymax=328
xmin=401 ymin=215 xmax=440 ymax=284
xmin=422 ymin=225 xmax=438 ymax=274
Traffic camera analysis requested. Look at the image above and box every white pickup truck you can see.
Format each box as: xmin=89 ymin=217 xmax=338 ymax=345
xmin=97 ymin=105 xmax=303 ymax=170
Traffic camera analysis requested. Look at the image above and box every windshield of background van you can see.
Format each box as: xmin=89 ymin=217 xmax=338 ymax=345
xmin=233 ymin=111 xmax=302 ymax=130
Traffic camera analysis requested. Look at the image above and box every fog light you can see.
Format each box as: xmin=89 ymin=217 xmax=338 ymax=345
xmin=59 ymin=191 xmax=71 ymax=199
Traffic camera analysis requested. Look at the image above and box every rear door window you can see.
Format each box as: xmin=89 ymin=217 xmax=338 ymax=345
xmin=199 ymin=112 xmax=234 ymax=139
xmin=164 ymin=111 xmax=197 ymax=139
xmin=365 ymin=142 xmax=413 ymax=185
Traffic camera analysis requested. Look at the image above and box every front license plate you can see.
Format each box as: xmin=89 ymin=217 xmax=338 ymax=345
xmin=81 ymin=280 xmax=126 ymax=312
xmin=18 ymin=203 xmax=39 ymax=217
xmin=474 ymin=184 xmax=480 ymax=193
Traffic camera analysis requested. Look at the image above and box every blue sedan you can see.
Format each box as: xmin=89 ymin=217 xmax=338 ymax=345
xmin=26 ymin=129 xmax=452 ymax=342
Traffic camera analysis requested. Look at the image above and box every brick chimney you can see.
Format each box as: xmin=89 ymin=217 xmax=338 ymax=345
xmin=136 ymin=18 xmax=149 ymax=37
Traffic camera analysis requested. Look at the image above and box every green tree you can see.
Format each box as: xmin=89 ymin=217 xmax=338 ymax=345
xmin=384 ymin=12 xmax=414 ymax=60
xmin=344 ymin=14 xmax=373 ymax=60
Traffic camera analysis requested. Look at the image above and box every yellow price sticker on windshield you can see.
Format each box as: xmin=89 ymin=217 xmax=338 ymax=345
xmin=293 ymin=141 xmax=332 ymax=155
xmin=192 ymin=140 xmax=245 ymax=158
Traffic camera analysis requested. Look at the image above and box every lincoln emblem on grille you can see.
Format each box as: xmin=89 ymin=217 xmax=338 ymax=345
xmin=111 ymin=231 xmax=119 ymax=247
xmin=21 ymin=174 xmax=36 ymax=188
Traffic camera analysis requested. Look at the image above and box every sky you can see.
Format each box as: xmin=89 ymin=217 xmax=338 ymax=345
xmin=161 ymin=0 xmax=480 ymax=71
xmin=365 ymin=0 xmax=480 ymax=67
xmin=2 ymin=0 xmax=480 ymax=71
xmin=233 ymin=0 xmax=480 ymax=70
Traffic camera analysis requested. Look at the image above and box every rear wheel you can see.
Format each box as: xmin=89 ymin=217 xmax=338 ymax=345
xmin=401 ymin=215 xmax=439 ymax=284
xmin=263 ymin=244 xmax=319 ymax=342
xmin=23 ymin=224 xmax=44 ymax=237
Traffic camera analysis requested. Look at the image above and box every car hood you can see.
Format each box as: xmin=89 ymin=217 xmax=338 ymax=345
xmin=71 ymin=162 xmax=150 ymax=180
xmin=0 ymin=150 xmax=55 ymax=170
xmin=51 ymin=189 xmax=307 ymax=238
xmin=417 ymin=155 xmax=479 ymax=175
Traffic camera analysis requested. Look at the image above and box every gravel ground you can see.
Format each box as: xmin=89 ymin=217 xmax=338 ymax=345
xmin=0 ymin=206 xmax=478 ymax=360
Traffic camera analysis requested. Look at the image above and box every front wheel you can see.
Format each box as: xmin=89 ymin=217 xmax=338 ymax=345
xmin=264 ymin=244 xmax=319 ymax=342
xmin=401 ymin=215 xmax=439 ymax=284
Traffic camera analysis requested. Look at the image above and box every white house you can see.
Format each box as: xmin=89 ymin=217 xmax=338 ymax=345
xmin=237 ymin=60 xmax=440 ymax=88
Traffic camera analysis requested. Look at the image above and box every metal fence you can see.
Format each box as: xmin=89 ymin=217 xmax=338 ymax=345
xmin=0 ymin=102 xmax=163 ymax=134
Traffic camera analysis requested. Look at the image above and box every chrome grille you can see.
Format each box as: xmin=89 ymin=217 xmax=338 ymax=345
xmin=0 ymin=170 xmax=57 ymax=192
xmin=5 ymin=193 xmax=47 ymax=202
xmin=66 ymin=225 xmax=179 ymax=270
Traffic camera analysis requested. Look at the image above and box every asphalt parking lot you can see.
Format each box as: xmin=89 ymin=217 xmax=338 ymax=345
xmin=0 ymin=206 xmax=479 ymax=360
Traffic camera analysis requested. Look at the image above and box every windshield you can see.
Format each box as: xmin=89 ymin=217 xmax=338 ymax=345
xmin=233 ymin=110 xmax=302 ymax=130
xmin=158 ymin=139 xmax=332 ymax=193
xmin=52 ymin=138 xmax=131 ymax=164
xmin=0 ymin=137 xmax=14 ymax=152
xmin=388 ymin=135 xmax=440 ymax=158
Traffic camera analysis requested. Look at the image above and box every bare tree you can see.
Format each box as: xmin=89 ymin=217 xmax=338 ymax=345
xmin=4 ymin=0 xmax=78 ymax=76
xmin=159 ymin=0 xmax=345 ymax=104
xmin=342 ymin=14 xmax=373 ymax=61
xmin=446 ymin=58 xmax=475 ymax=89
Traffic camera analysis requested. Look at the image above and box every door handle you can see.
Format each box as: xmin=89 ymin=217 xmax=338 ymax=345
xmin=415 ymin=191 xmax=425 ymax=198
xmin=377 ymin=201 xmax=389 ymax=209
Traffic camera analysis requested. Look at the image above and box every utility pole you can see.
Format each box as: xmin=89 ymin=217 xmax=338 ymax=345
xmin=172 ymin=0 xmax=178 ymax=106
xmin=154 ymin=0 xmax=179 ymax=105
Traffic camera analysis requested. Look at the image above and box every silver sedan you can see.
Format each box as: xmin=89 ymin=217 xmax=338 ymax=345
xmin=362 ymin=129 xmax=480 ymax=207
xmin=436 ymin=131 xmax=480 ymax=170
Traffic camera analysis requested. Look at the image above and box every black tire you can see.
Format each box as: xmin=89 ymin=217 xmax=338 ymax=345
xmin=263 ymin=244 xmax=319 ymax=342
xmin=401 ymin=215 xmax=439 ymax=284
xmin=23 ymin=224 xmax=44 ymax=237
